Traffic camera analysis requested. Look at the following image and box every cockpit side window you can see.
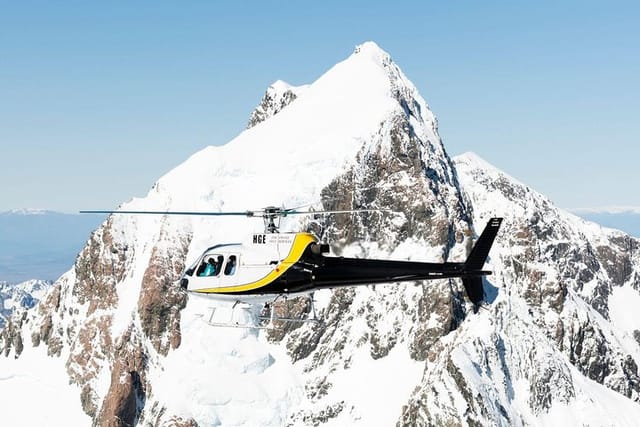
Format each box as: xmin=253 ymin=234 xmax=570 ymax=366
xmin=198 ymin=255 xmax=223 ymax=277
xmin=224 ymin=255 xmax=237 ymax=275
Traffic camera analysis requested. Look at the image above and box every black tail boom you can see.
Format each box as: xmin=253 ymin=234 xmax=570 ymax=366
xmin=234 ymin=218 xmax=503 ymax=311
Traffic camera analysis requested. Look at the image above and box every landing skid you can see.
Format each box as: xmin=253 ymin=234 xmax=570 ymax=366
xmin=206 ymin=301 xmax=272 ymax=330
xmin=258 ymin=294 xmax=321 ymax=328
xmin=205 ymin=294 xmax=321 ymax=330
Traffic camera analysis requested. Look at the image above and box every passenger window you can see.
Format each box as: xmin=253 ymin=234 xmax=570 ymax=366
xmin=224 ymin=255 xmax=237 ymax=276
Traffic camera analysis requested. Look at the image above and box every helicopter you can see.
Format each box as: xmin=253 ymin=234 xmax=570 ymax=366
xmin=81 ymin=206 xmax=503 ymax=328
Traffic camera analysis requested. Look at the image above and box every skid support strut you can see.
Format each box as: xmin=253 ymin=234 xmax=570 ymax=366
xmin=203 ymin=294 xmax=321 ymax=330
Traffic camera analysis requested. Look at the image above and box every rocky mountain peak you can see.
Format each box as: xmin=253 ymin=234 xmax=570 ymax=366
xmin=353 ymin=40 xmax=388 ymax=59
xmin=247 ymin=80 xmax=308 ymax=128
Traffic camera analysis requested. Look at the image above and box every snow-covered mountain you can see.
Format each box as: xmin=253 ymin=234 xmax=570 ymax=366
xmin=0 ymin=279 xmax=52 ymax=329
xmin=1 ymin=41 xmax=640 ymax=426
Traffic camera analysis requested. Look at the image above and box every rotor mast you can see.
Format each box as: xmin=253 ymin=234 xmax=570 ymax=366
xmin=263 ymin=206 xmax=282 ymax=233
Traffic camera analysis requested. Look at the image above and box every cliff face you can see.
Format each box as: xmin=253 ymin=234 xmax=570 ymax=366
xmin=0 ymin=214 xmax=193 ymax=425
xmin=448 ymin=155 xmax=639 ymax=419
xmin=2 ymin=42 xmax=640 ymax=427
xmin=394 ymin=154 xmax=640 ymax=426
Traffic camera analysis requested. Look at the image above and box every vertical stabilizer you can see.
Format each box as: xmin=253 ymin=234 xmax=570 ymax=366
xmin=462 ymin=217 xmax=503 ymax=309
xmin=465 ymin=218 xmax=503 ymax=271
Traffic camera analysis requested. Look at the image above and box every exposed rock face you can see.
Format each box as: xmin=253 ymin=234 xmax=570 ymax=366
xmin=247 ymin=80 xmax=306 ymax=128
xmin=94 ymin=223 xmax=191 ymax=426
xmin=137 ymin=229 xmax=190 ymax=356
xmin=63 ymin=220 xmax=133 ymax=417
xmin=320 ymin=114 xmax=469 ymax=253
xmin=0 ymin=311 xmax=26 ymax=357
xmin=1 ymin=212 xmax=193 ymax=425
xmin=0 ymin=279 xmax=52 ymax=329
xmin=96 ymin=328 xmax=146 ymax=427
xmin=73 ymin=219 xmax=130 ymax=314
xmin=393 ymin=152 xmax=640 ymax=425
xmin=278 ymin=46 xmax=479 ymax=425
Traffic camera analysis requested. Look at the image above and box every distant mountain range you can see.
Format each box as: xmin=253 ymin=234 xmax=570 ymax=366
xmin=571 ymin=209 xmax=640 ymax=238
xmin=0 ymin=279 xmax=52 ymax=329
xmin=0 ymin=210 xmax=106 ymax=283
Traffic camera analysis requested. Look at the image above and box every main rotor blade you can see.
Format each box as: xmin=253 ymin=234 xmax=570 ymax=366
xmin=284 ymin=208 xmax=392 ymax=216
xmin=282 ymin=202 xmax=317 ymax=213
xmin=79 ymin=210 xmax=255 ymax=217
xmin=79 ymin=208 xmax=393 ymax=218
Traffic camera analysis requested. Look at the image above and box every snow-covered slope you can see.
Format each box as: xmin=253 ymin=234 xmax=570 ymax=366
xmin=2 ymin=42 xmax=640 ymax=427
xmin=395 ymin=152 xmax=640 ymax=426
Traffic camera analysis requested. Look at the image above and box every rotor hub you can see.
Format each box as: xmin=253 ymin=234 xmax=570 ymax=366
xmin=262 ymin=206 xmax=282 ymax=233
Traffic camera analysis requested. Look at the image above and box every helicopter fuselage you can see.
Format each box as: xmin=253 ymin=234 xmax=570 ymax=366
xmin=80 ymin=205 xmax=502 ymax=311
xmin=181 ymin=228 xmax=494 ymax=302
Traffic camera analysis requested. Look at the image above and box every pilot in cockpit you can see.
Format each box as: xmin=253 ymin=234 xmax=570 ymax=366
xmin=199 ymin=257 xmax=217 ymax=277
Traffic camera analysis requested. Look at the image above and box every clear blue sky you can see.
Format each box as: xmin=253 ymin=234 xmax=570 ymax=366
xmin=2 ymin=1 xmax=638 ymax=212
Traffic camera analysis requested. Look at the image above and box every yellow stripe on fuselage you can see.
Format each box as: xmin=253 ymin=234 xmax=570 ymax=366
xmin=194 ymin=232 xmax=317 ymax=294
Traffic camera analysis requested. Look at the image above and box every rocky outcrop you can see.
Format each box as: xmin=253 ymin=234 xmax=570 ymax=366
xmin=452 ymin=153 xmax=640 ymax=414
xmin=319 ymin=73 xmax=469 ymax=255
xmin=0 ymin=311 xmax=26 ymax=357
xmin=280 ymin=60 xmax=478 ymax=424
xmin=31 ymin=283 xmax=61 ymax=350
xmin=0 ymin=279 xmax=52 ymax=329
xmin=95 ymin=327 xmax=146 ymax=427
xmin=95 ymin=224 xmax=191 ymax=425
xmin=247 ymin=80 xmax=305 ymax=128
xmin=137 ymin=229 xmax=190 ymax=356
xmin=73 ymin=219 xmax=130 ymax=314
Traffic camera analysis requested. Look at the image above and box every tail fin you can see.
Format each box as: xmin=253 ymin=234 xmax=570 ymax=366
xmin=461 ymin=277 xmax=485 ymax=309
xmin=465 ymin=217 xmax=503 ymax=271
xmin=461 ymin=217 xmax=503 ymax=309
